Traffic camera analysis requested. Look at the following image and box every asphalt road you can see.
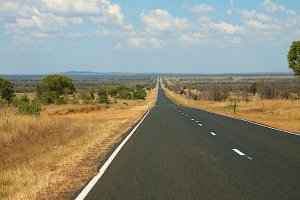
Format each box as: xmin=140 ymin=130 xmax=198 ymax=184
xmin=81 ymin=81 xmax=300 ymax=200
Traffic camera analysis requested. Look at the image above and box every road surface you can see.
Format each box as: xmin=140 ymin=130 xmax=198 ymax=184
xmin=78 ymin=81 xmax=300 ymax=200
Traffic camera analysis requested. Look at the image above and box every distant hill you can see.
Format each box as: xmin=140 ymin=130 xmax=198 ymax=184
xmin=58 ymin=71 xmax=137 ymax=76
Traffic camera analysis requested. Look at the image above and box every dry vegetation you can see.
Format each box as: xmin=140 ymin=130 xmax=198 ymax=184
xmin=162 ymin=78 xmax=300 ymax=134
xmin=0 ymin=86 xmax=157 ymax=199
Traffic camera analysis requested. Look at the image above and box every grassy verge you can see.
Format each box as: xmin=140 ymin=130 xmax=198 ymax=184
xmin=0 ymin=86 xmax=158 ymax=200
xmin=161 ymin=79 xmax=300 ymax=134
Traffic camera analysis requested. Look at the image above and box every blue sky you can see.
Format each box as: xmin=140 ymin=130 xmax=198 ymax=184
xmin=0 ymin=0 xmax=299 ymax=74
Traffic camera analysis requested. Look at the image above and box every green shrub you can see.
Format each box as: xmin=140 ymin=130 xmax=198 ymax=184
xmin=17 ymin=99 xmax=41 ymax=115
xmin=97 ymin=95 xmax=109 ymax=104
xmin=132 ymin=90 xmax=146 ymax=100
xmin=83 ymin=99 xmax=93 ymax=104
xmin=12 ymin=95 xmax=29 ymax=107
xmin=55 ymin=97 xmax=68 ymax=105
xmin=117 ymin=89 xmax=131 ymax=99
xmin=70 ymin=98 xmax=80 ymax=104
xmin=38 ymin=93 xmax=56 ymax=105
xmin=0 ymin=99 xmax=6 ymax=107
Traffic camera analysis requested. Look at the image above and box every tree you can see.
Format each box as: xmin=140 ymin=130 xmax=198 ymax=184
xmin=132 ymin=90 xmax=146 ymax=100
xmin=107 ymin=87 xmax=118 ymax=97
xmin=97 ymin=88 xmax=107 ymax=96
xmin=288 ymin=41 xmax=300 ymax=76
xmin=249 ymin=82 xmax=257 ymax=95
xmin=0 ymin=78 xmax=15 ymax=103
xmin=37 ymin=75 xmax=75 ymax=97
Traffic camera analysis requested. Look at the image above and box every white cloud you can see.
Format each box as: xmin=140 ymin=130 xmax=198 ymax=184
xmin=262 ymin=0 xmax=285 ymax=13
xmin=210 ymin=21 xmax=244 ymax=34
xmin=70 ymin=17 xmax=83 ymax=24
xmin=127 ymin=37 xmax=164 ymax=49
xmin=189 ymin=4 xmax=215 ymax=14
xmin=42 ymin=0 xmax=100 ymax=15
xmin=238 ymin=9 xmax=272 ymax=22
xmin=177 ymin=33 xmax=210 ymax=45
xmin=6 ymin=11 xmax=67 ymax=34
xmin=141 ymin=9 xmax=190 ymax=32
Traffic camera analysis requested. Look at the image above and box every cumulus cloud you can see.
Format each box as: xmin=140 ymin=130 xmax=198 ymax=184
xmin=141 ymin=9 xmax=190 ymax=32
xmin=127 ymin=37 xmax=164 ymax=49
xmin=210 ymin=21 xmax=244 ymax=34
xmin=42 ymin=0 xmax=101 ymax=15
xmin=189 ymin=4 xmax=215 ymax=14
xmin=262 ymin=0 xmax=285 ymax=13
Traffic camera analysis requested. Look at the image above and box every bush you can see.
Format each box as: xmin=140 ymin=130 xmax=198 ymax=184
xmin=117 ymin=89 xmax=131 ymax=99
xmin=55 ymin=97 xmax=68 ymax=105
xmin=70 ymin=98 xmax=80 ymax=104
xmin=0 ymin=78 xmax=15 ymax=103
xmin=97 ymin=88 xmax=107 ymax=96
xmin=83 ymin=99 xmax=93 ymax=104
xmin=131 ymin=90 xmax=146 ymax=100
xmin=107 ymin=87 xmax=118 ymax=97
xmin=12 ymin=94 xmax=29 ymax=107
xmin=0 ymin=99 xmax=6 ymax=107
xmin=17 ymin=99 xmax=41 ymax=115
xmin=97 ymin=95 xmax=109 ymax=104
xmin=38 ymin=93 xmax=56 ymax=105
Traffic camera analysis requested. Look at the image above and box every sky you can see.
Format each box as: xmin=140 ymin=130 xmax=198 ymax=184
xmin=0 ymin=0 xmax=299 ymax=74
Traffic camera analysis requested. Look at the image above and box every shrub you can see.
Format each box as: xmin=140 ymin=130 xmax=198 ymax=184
xmin=0 ymin=99 xmax=6 ymax=107
xmin=55 ymin=97 xmax=68 ymax=105
xmin=12 ymin=94 xmax=29 ymax=107
xmin=107 ymin=87 xmax=118 ymax=97
xmin=70 ymin=98 xmax=80 ymax=104
xmin=117 ymin=89 xmax=131 ymax=99
xmin=38 ymin=93 xmax=56 ymax=105
xmin=83 ymin=99 xmax=93 ymax=104
xmin=0 ymin=78 xmax=15 ymax=103
xmin=131 ymin=90 xmax=146 ymax=100
xmin=17 ymin=99 xmax=41 ymax=115
xmin=97 ymin=88 xmax=107 ymax=96
xmin=97 ymin=95 xmax=109 ymax=104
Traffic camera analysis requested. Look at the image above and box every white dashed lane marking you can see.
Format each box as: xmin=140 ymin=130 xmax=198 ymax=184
xmin=210 ymin=132 xmax=216 ymax=136
xmin=232 ymin=149 xmax=245 ymax=156
xmin=232 ymin=149 xmax=253 ymax=160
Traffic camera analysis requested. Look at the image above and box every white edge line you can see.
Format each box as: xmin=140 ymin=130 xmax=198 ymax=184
xmin=184 ymin=105 xmax=299 ymax=137
xmin=75 ymin=107 xmax=153 ymax=200
xmin=232 ymin=149 xmax=246 ymax=156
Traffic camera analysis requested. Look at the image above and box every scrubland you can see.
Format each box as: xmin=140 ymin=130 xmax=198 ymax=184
xmin=0 ymin=87 xmax=157 ymax=199
xmin=162 ymin=78 xmax=300 ymax=134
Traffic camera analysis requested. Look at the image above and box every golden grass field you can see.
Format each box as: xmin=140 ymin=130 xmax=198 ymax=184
xmin=0 ymin=86 xmax=157 ymax=200
xmin=162 ymin=78 xmax=300 ymax=134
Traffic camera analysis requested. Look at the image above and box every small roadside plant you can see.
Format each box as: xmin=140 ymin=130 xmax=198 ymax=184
xmin=17 ymin=99 xmax=41 ymax=115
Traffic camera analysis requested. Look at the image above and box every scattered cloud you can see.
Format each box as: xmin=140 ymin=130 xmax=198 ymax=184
xmin=141 ymin=9 xmax=189 ymax=32
xmin=189 ymin=4 xmax=215 ymax=14
xmin=210 ymin=21 xmax=244 ymax=34
xmin=0 ymin=0 xmax=299 ymax=49
xmin=127 ymin=37 xmax=164 ymax=49
xmin=262 ymin=0 xmax=285 ymax=13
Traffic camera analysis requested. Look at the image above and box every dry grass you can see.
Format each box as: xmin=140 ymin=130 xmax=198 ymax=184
xmin=162 ymin=79 xmax=300 ymax=134
xmin=0 ymin=86 xmax=158 ymax=200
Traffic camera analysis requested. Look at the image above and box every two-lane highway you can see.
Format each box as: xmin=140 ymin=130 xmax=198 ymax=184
xmin=77 ymin=80 xmax=300 ymax=200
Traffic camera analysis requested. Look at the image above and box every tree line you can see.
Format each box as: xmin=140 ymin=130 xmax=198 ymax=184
xmin=0 ymin=75 xmax=156 ymax=115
